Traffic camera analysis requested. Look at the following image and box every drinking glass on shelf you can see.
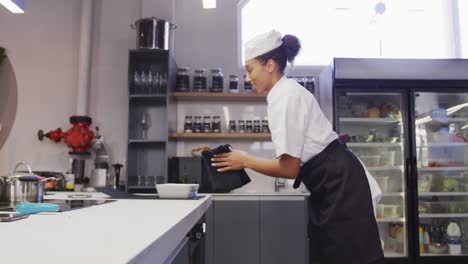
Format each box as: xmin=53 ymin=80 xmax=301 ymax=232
xmin=147 ymin=71 xmax=153 ymax=94
xmin=139 ymin=109 xmax=152 ymax=139
xmin=146 ymin=175 xmax=155 ymax=187
xmin=160 ymin=73 xmax=167 ymax=94
xmin=133 ymin=71 xmax=142 ymax=94
xmin=140 ymin=71 xmax=149 ymax=94
xmin=152 ymin=72 xmax=160 ymax=94
xmin=137 ymin=175 xmax=144 ymax=186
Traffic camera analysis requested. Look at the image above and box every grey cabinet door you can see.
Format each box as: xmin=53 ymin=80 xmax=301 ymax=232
xmin=170 ymin=237 xmax=189 ymax=264
xmin=213 ymin=197 xmax=260 ymax=264
xmin=259 ymin=196 xmax=307 ymax=264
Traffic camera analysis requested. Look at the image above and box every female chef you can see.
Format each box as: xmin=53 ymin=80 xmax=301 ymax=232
xmin=211 ymin=30 xmax=385 ymax=264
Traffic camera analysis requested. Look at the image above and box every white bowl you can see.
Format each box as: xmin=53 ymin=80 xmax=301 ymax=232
xmin=156 ymin=183 xmax=199 ymax=199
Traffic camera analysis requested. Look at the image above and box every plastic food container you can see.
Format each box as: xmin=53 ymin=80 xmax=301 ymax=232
xmin=418 ymin=201 xmax=468 ymax=214
xmin=375 ymin=176 xmax=388 ymax=192
xmin=360 ymin=155 xmax=380 ymax=167
xmin=156 ymin=183 xmax=199 ymax=199
xmin=383 ymin=204 xmax=400 ymax=218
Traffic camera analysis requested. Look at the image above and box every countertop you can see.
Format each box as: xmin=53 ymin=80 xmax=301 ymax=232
xmin=0 ymin=192 xmax=212 ymax=264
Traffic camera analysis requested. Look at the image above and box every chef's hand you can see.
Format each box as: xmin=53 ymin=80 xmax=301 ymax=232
xmin=211 ymin=149 xmax=248 ymax=172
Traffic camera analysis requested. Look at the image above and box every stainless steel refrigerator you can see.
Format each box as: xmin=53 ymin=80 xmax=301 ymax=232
xmin=319 ymin=58 xmax=468 ymax=264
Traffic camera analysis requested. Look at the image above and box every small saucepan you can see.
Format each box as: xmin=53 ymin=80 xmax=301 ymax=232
xmin=0 ymin=162 xmax=57 ymax=203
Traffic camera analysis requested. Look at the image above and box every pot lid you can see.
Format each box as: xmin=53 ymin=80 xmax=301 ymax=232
xmin=2 ymin=162 xmax=38 ymax=179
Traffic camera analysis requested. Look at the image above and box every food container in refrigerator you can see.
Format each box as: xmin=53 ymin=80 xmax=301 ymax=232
xmin=375 ymin=176 xmax=388 ymax=192
xmin=418 ymin=201 xmax=468 ymax=214
xmin=156 ymin=183 xmax=199 ymax=199
xmin=360 ymin=155 xmax=380 ymax=167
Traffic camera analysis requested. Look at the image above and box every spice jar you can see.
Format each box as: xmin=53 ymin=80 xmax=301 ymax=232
xmin=228 ymin=120 xmax=237 ymax=133
xmin=184 ymin=116 xmax=193 ymax=133
xmin=193 ymin=116 xmax=202 ymax=133
xmin=202 ymin=116 xmax=212 ymax=133
xmin=238 ymin=120 xmax=246 ymax=133
xmin=261 ymin=119 xmax=269 ymax=133
xmin=246 ymin=120 xmax=253 ymax=133
xmin=253 ymin=119 xmax=261 ymax=133
xmin=176 ymin=67 xmax=190 ymax=92
xmin=244 ymin=75 xmax=252 ymax=93
xmin=212 ymin=116 xmax=221 ymax=133
xmin=305 ymin=76 xmax=315 ymax=94
xmin=193 ymin=69 xmax=208 ymax=92
xmin=210 ymin=68 xmax=224 ymax=92
xmin=229 ymin=75 xmax=239 ymax=93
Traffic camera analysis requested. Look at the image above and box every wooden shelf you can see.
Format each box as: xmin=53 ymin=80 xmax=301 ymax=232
xmin=128 ymin=139 xmax=166 ymax=144
xmin=170 ymin=132 xmax=271 ymax=140
xmin=172 ymin=92 xmax=267 ymax=102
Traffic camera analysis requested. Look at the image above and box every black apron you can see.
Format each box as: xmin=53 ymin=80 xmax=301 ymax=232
xmin=293 ymin=139 xmax=384 ymax=264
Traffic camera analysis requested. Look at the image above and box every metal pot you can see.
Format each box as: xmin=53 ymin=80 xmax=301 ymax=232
xmin=130 ymin=17 xmax=177 ymax=50
xmin=0 ymin=162 xmax=55 ymax=203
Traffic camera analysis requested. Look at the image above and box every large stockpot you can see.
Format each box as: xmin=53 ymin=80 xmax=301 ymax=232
xmin=0 ymin=162 xmax=55 ymax=203
xmin=130 ymin=17 xmax=176 ymax=50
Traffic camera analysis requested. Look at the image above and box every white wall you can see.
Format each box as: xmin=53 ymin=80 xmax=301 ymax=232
xmin=0 ymin=0 xmax=81 ymax=174
xmin=0 ymin=0 xmax=320 ymax=192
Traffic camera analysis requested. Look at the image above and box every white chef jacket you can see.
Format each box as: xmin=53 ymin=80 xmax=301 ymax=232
xmin=266 ymin=76 xmax=382 ymax=212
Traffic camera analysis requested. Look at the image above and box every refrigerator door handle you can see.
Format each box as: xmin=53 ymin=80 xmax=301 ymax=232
xmin=406 ymin=158 xmax=412 ymax=190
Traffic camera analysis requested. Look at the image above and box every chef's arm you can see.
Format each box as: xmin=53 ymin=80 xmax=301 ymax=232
xmin=244 ymin=154 xmax=301 ymax=179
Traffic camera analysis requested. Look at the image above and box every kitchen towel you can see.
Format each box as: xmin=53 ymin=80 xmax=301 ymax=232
xmin=200 ymin=144 xmax=251 ymax=193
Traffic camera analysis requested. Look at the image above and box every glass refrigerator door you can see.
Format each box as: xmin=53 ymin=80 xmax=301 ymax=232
xmin=336 ymin=91 xmax=408 ymax=258
xmin=414 ymin=92 xmax=468 ymax=256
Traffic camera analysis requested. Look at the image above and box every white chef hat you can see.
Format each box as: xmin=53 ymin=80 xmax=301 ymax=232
xmin=244 ymin=30 xmax=283 ymax=61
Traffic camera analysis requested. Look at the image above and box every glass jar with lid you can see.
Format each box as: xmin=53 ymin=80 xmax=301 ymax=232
xmin=229 ymin=75 xmax=239 ymax=93
xmin=210 ymin=68 xmax=224 ymax=92
xmin=184 ymin=116 xmax=193 ymax=133
xmin=253 ymin=119 xmax=261 ymax=133
xmin=296 ymin=76 xmax=306 ymax=87
xmin=176 ymin=67 xmax=190 ymax=92
xmin=238 ymin=120 xmax=246 ymax=133
xmin=305 ymin=76 xmax=315 ymax=94
xmin=246 ymin=120 xmax=253 ymax=133
xmin=193 ymin=116 xmax=202 ymax=133
xmin=212 ymin=116 xmax=221 ymax=133
xmin=228 ymin=120 xmax=237 ymax=133
xmin=202 ymin=116 xmax=212 ymax=133
xmin=261 ymin=119 xmax=269 ymax=133
xmin=193 ymin=69 xmax=208 ymax=92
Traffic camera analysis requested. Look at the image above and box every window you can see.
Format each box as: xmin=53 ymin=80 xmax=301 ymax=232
xmin=458 ymin=0 xmax=468 ymax=57
xmin=240 ymin=0 xmax=464 ymax=65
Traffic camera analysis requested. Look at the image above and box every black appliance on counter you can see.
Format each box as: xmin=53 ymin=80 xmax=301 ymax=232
xmin=320 ymin=58 xmax=468 ymax=264
xmin=169 ymin=157 xmax=203 ymax=186
xmin=168 ymin=153 xmax=251 ymax=193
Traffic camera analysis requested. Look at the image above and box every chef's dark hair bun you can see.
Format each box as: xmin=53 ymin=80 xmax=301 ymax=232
xmin=256 ymin=34 xmax=301 ymax=73
xmin=281 ymin=35 xmax=301 ymax=63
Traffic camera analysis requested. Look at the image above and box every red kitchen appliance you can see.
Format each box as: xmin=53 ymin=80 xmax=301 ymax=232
xmin=38 ymin=116 xmax=95 ymax=156
xmin=37 ymin=116 xmax=95 ymax=185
